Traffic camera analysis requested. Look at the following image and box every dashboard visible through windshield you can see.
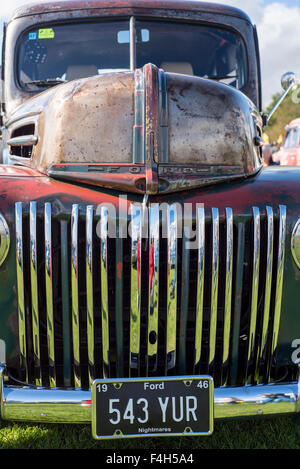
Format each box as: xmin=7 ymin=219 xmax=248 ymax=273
xmin=17 ymin=19 xmax=248 ymax=91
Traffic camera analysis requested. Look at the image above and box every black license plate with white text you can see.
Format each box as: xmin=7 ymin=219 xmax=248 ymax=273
xmin=92 ymin=376 xmax=214 ymax=440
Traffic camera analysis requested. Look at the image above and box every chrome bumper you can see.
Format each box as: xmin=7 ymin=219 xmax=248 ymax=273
xmin=1 ymin=365 xmax=299 ymax=423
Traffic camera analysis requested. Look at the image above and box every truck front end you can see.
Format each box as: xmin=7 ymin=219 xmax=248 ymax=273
xmin=1 ymin=0 xmax=300 ymax=439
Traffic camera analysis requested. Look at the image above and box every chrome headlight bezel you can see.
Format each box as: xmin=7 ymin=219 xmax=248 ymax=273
xmin=291 ymin=218 xmax=300 ymax=269
xmin=0 ymin=213 xmax=10 ymax=266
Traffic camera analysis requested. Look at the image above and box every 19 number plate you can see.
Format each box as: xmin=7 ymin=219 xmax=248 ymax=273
xmin=92 ymin=376 xmax=214 ymax=439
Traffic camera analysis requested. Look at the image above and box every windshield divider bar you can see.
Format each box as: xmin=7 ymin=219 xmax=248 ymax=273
xmin=130 ymin=16 xmax=136 ymax=71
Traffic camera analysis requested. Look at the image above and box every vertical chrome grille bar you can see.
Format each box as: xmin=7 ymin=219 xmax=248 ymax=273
xmin=115 ymin=213 xmax=125 ymax=378
xmin=222 ymin=207 xmax=233 ymax=385
xmin=15 ymin=202 xmax=28 ymax=382
xmin=178 ymin=211 xmax=190 ymax=374
xmin=130 ymin=204 xmax=142 ymax=375
xmin=230 ymin=222 xmax=245 ymax=385
xmin=246 ymin=206 xmax=260 ymax=384
xmin=166 ymin=204 xmax=178 ymax=372
xmin=269 ymin=205 xmax=287 ymax=380
xmin=45 ymin=202 xmax=56 ymax=387
xmin=147 ymin=203 xmax=160 ymax=374
xmin=100 ymin=206 xmax=110 ymax=378
xmin=29 ymin=202 xmax=42 ymax=386
xmin=60 ymin=219 xmax=71 ymax=386
xmin=71 ymin=204 xmax=81 ymax=388
xmin=194 ymin=206 xmax=205 ymax=370
xmin=256 ymin=206 xmax=274 ymax=383
xmin=209 ymin=208 xmax=219 ymax=373
xmin=86 ymin=205 xmax=95 ymax=387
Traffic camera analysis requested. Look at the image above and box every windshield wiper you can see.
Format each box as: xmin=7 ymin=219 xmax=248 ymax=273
xmin=205 ymin=75 xmax=238 ymax=81
xmin=24 ymin=78 xmax=67 ymax=88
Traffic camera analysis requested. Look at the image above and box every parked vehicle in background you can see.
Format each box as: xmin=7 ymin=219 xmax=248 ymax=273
xmin=273 ymin=118 xmax=300 ymax=165
xmin=0 ymin=0 xmax=300 ymax=441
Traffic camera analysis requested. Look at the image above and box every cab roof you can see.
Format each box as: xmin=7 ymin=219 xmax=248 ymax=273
xmin=11 ymin=0 xmax=252 ymax=24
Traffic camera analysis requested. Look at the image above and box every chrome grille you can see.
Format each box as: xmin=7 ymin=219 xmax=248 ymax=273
xmin=15 ymin=202 xmax=287 ymax=388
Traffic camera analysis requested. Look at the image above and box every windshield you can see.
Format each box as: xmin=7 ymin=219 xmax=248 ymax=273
xmin=18 ymin=19 xmax=247 ymax=90
xmin=283 ymin=127 xmax=299 ymax=149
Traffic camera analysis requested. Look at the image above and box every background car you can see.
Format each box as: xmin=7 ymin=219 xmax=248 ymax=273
xmin=273 ymin=118 xmax=300 ymax=165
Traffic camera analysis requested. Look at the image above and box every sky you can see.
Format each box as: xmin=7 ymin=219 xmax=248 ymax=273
xmin=208 ymin=0 xmax=300 ymax=106
xmin=1 ymin=0 xmax=299 ymax=107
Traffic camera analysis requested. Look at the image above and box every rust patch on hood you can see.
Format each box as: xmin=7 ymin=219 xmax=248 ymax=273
xmin=33 ymin=72 xmax=135 ymax=171
xmin=167 ymin=73 xmax=259 ymax=171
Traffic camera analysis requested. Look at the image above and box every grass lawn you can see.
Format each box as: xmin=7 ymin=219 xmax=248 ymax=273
xmin=1 ymin=416 xmax=300 ymax=449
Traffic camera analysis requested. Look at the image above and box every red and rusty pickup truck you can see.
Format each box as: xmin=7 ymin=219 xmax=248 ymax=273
xmin=0 ymin=0 xmax=300 ymax=440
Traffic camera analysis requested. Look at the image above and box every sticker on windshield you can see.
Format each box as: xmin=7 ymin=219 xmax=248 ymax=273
xmin=38 ymin=28 xmax=55 ymax=39
xmin=29 ymin=32 xmax=37 ymax=40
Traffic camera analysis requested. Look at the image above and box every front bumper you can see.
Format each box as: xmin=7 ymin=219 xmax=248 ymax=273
xmin=1 ymin=365 xmax=299 ymax=424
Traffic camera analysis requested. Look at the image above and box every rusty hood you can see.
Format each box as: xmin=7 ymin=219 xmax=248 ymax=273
xmin=6 ymin=64 xmax=263 ymax=194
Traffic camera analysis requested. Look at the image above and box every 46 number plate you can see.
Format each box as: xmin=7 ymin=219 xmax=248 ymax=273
xmin=92 ymin=376 xmax=214 ymax=440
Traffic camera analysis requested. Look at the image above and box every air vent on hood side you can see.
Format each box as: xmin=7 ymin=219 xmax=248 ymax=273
xmin=8 ymin=124 xmax=37 ymax=158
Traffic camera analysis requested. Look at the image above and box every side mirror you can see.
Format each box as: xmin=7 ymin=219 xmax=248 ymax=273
xmin=281 ymin=72 xmax=296 ymax=91
xmin=263 ymin=72 xmax=299 ymax=126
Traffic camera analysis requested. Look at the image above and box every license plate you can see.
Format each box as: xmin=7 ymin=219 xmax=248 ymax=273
xmin=92 ymin=376 xmax=214 ymax=440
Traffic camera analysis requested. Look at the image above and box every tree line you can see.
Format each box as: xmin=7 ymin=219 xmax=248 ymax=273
xmin=264 ymin=89 xmax=300 ymax=143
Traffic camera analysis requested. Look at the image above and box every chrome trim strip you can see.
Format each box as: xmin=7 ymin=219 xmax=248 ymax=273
xmin=133 ymin=68 xmax=145 ymax=164
xmin=71 ymin=204 xmax=81 ymax=388
xmin=147 ymin=203 xmax=160 ymax=374
xmin=45 ymin=203 xmax=56 ymax=388
xmin=166 ymin=204 xmax=178 ymax=372
xmin=222 ymin=207 xmax=233 ymax=384
xmin=158 ymin=69 xmax=168 ymax=164
xmin=7 ymin=135 xmax=38 ymax=146
xmin=209 ymin=208 xmax=219 ymax=372
xmin=100 ymin=206 xmax=110 ymax=378
xmin=1 ymin=378 xmax=298 ymax=423
xmin=270 ymin=205 xmax=287 ymax=374
xmin=195 ymin=206 xmax=205 ymax=368
xmin=30 ymin=202 xmax=41 ymax=386
xmin=86 ymin=205 xmax=95 ymax=387
xmin=130 ymin=204 xmax=142 ymax=375
xmin=246 ymin=207 xmax=260 ymax=384
xmin=144 ymin=64 xmax=159 ymax=194
xmin=5 ymin=111 xmax=41 ymax=129
xmin=257 ymin=206 xmax=274 ymax=383
xmin=15 ymin=202 xmax=27 ymax=381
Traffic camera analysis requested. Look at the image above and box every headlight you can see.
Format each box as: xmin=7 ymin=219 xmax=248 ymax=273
xmin=291 ymin=218 xmax=300 ymax=268
xmin=0 ymin=213 xmax=10 ymax=266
